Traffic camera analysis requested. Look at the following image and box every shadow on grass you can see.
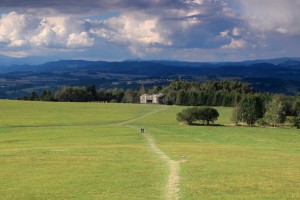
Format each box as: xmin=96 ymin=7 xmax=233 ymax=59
xmin=188 ymin=123 xmax=224 ymax=127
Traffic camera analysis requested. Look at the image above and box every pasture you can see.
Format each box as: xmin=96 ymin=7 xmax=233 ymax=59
xmin=0 ymin=100 xmax=299 ymax=199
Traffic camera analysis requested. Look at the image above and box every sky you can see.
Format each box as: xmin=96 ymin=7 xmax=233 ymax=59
xmin=0 ymin=0 xmax=300 ymax=62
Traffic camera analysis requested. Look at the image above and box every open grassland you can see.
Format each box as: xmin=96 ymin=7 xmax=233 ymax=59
xmin=134 ymin=106 xmax=300 ymax=200
xmin=0 ymin=100 xmax=299 ymax=199
xmin=0 ymin=101 xmax=167 ymax=199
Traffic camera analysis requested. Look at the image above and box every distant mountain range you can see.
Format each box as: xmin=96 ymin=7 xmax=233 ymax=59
xmin=0 ymin=57 xmax=300 ymax=99
xmin=0 ymin=55 xmax=61 ymax=66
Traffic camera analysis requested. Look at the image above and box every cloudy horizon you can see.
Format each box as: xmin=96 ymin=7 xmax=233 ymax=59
xmin=0 ymin=0 xmax=299 ymax=62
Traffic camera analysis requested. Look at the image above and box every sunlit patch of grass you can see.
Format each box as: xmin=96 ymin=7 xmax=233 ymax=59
xmin=0 ymin=101 xmax=166 ymax=200
xmin=0 ymin=100 xmax=299 ymax=199
xmin=138 ymin=107 xmax=300 ymax=200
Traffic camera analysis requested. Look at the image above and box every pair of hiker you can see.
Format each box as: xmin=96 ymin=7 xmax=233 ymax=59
xmin=140 ymin=128 xmax=145 ymax=133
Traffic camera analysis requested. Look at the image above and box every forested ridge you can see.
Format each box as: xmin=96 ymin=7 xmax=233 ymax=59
xmin=21 ymin=80 xmax=256 ymax=106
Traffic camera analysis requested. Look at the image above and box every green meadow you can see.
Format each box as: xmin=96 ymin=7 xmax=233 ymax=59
xmin=0 ymin=100 xmax=299 ymax=199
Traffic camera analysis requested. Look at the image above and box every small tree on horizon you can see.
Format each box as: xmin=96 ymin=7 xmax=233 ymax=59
xmin=30 ymin=91 xmax=38 ymax=101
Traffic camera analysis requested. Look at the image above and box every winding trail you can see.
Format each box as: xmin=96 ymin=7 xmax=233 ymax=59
xmin=120 ymin=106 xmax=180 ymax=200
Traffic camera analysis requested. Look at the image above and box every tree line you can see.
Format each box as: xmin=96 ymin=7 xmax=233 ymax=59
xmin=19 ymin=85 xmax=141 ymax=103
xmin=19 ymin=80 xmax=300 ymax=128
xmin=234 ymin=94 xmax=300 ymax=128
xmin=19 ymin=81 xmax=255 ymax=106
xmin=161 ymin=80 xmax=256 ymax=106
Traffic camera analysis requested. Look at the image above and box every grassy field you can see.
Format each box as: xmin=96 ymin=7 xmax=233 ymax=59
xmin=0 ymin=100 xmax=299 ymax=199
xmin=0 ymin=101 xmax=167 ymax=199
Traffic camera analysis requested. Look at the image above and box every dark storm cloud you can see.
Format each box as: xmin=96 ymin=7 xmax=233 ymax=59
xmin=0 ymin=0 xmax=299 ymax=61
xmin=0 ymin=0 xmax=249 ymax=59
xmin=0 ymin=0 xmax=182 ymax=14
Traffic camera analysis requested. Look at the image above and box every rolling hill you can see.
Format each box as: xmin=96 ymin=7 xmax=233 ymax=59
xmin=1 ymin=57 xmax=300 ymax=99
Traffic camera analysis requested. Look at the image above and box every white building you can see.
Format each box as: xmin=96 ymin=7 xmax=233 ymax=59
xmin=140 ymin=94 xmax=164 ymax=104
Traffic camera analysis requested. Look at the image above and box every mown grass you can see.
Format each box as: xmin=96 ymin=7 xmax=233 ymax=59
xmin=1 ymin=101 xmax=299 ymax=200
xmin=0 ymin=101 xmax=166 ymax=200
xmin=0 ymin=100 xmax=159 ymax=127
xmin=135 ymin=106 xmax=300 ymax=200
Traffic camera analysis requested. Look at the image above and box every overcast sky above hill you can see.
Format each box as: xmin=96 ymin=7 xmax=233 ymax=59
xmin=0 ymin=0 xmax=299 ymax=62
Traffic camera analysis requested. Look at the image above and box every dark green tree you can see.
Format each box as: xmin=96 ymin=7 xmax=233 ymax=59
xmin=197 ymin=107 xmax=219 ymax=125
xmin=151 ymin=85 xmax=162 ymax=94
xmin=176 ymin=107 xmax=197 ymax=125
xmin=87 ymin=84 xmax=97 ymax=100
xmin=240 ymin=95 xmax=262 ymax=125
xmin=54 ymin=87 xmax=93 ymax=102
xmin=188 ymin=91 xmax=198 ymax=106
xmin=264 ymin=95 xmax=289 ymax=127
xmin=176 ymin=90 xmax=189 ymax=105
xmin=111 ymin=88 xmax=124 ymax=102
xmin=30 ymin=91 xmax=38 ymax=101
xmin=290 ymin=117 xmax=300 ymax=129
xmin=293 ymin=97 xmax=300 ymax=116
xmin=197 ymin=91 xmax=206 ymax=105
xmin=177 ymin=107 xmax=219 ymax=125
xmin=205 ymin=93 xmax=214 ymax=106
xmin=212 ymin=92 xmax=222 ymax=106
xmin=122 ymin=90 xmax=139 ymax=103
xmin=163 ymin=90 xmax=176 ymax=105
xmin=40 ymin=90 xmax=54 ymax=101
xmin=96 ymin=89 xmax=107 ymax=101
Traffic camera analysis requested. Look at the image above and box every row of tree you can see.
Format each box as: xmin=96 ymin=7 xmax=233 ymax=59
xmin=19 ymin=80 xmax=300 ymax=128
xmin=161 ymin=81 xmax=299 ymax=128
xmin=21 ymin=81 xmax=255 ymax=106
xmin=176 ymin=94 xmax=300 ymax=128
xmin=232 ymin=94 xmax=300 ymax=128
xmin=20 ymin=86 xmax=141 ymax=103
xmin=161 ymin=80 xmax=255 ymax=106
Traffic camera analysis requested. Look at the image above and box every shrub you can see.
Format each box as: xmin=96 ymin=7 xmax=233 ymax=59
xmin=290 ymin=117 xmax=300 ymax=129
xmin=176 ymin=107 xmax=197 ymax=125
xmin=177 ymin=107 xmax=219 ymax=125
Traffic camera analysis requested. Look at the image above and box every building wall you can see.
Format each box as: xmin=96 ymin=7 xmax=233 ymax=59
xmin=140 ymin=94 xmax=164 ymax=104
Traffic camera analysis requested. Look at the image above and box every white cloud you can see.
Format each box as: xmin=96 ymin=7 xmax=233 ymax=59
xmin=0 ymin=12 xmax=38 ymax=47
xmin=91 ymin=13 xmax=172 ymax=56
xmin=182 ymin=0 xmax=204 ymax=5
xmin=220 ymin=30 xmax=230 ymax=37
xmin=0 ymin=0 xmax=299 ymax=61
xmin=222 ymin=39 xmax=246 ymax=49
xmin=93 ymin=14 xmax=171 ymax=46
xmin=232 ymin=27 xmax=241 ymax=36
xmin=276 ymin=27 xmax=288 ymax=35
xmin=240 ymin=0 xmax=300 ymax=35
xmin=67 ymin=32 xmax=94 ymax=48
xmin=0 ymin=12 xmax=94 ymax=50
xmin=0 ymin=50 xmax=31 ymax=58
xmin=0 ymin=1 xmax=247 ymax=59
